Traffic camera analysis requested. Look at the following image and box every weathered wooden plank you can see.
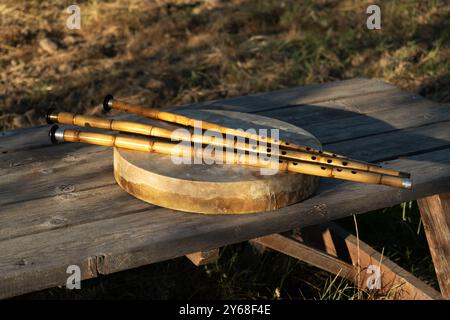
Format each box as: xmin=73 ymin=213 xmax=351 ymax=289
xmin=252 ymin=232 xmax=441 ymax=299
xmin=0 ymin=143 xmax=106 ymax=172
xmin=442 ymin=192 xmax=450 ymax=228
xmin=189 ymin=78 xmax=396 ymax=113
xmin=0 ymin=207 xmax=205 ymax=297
xmin=324 ymin=121 xmax=450 ymax=162
xmin=252 ymin=234 xmax=355 ymax=280
xmin=1 ymin=148 xmax=450 ymax=298
xmin=262 ymin=96 xmax=450 ymax=144
xmin=0 ymin=126 xmax=52 ymax=154
xmin=250 ymin=79 xmax=396 ymax=110
xmin=315 ymin=104 xmax=450 ymax=144
xmin=259 ymin=89 xmax=426 ymax=126
xmin=186 ymin=249 xmax=220 ymax=266
xmin=0 ymin=145 xmax=115 ymax=205
xmin=417 ymin=192 xmax=450 ymax=298
xmin=0 ymin=184 xmax=155 ymax=241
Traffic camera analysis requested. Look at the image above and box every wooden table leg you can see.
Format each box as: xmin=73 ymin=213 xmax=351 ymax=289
xmin=252 ymin=222 xmax=442 ymax=300
xmin=417 ymin=192 xmax=450 ymax=298
xmin=186 ymin=249 xmax=220 ymax=266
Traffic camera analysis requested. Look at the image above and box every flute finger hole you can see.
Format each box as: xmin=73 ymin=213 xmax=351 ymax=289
xmin=293 ymin=162 xmax=298 ymax=166
xmin=311 ymin=156 xmax=317 ymax=160
xmin=342 ymin=161 xmax=348 ymax=166
xmin=281 ymin=151 xmax=286 ymax=155
xmin=351 ymin=170 xmax=357 ymax=174
xmin=320 ymin=166 xmax=326 ymax=170
xmin=327 ymin=159 xmax=332 ymax=163
xmin=267 ymin=148 xmax=271 ymax=152
xmin=337 ymin=168 xmax=342 ymax=172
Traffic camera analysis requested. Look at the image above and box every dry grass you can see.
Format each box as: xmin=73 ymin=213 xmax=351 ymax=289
xmin=1 ymin=0 xmax=449 ymax=130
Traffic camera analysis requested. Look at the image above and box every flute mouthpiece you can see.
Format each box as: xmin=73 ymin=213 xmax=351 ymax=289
xmin=402 ymin=177 xmax=412 ymax=189
xmin=103 ymin=94 xmax=114 ymax=112
xmin=46 ymin=108 xmax=58 ymax=124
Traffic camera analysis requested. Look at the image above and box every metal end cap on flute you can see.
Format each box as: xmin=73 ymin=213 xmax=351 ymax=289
xmin=46 ymin=108 xmax=58 ymax=124
xmin=402 ymin=177 xmax=413 ymax=189
xmin=103 ymin=94 xmax=114 ymax=112
xmin=49 ymin=125 xmax=65 ymax=144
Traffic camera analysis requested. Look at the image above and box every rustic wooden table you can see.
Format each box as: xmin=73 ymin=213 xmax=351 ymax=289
xmin=1 ymin=78 xmax=449 ymax=299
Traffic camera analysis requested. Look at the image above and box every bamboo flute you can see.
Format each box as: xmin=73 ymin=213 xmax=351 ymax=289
xmin=102 ymin=95 xmax=372 ymax=163
xmin=46 ymin=110 xmax=409 ymax=177
xmin=48 ymin=125 xmax=412 ymax=189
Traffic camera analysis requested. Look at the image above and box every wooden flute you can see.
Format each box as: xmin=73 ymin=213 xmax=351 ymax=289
xmin=103 ymin=95 xmax=374 ymax=164
xmin=48 ymin=125 xmax=412 ymax=189
xmin=46 ymin=110 xmax=409 ymax=177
